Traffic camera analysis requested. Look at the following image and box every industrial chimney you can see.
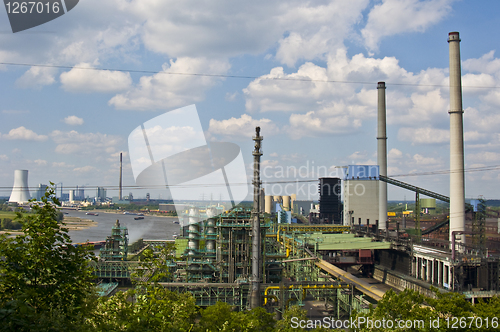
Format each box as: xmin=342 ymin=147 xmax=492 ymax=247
xmin=250 ymin=126 xmax=263 ymax=309
xmin=9 ymin=169 xmax=31 ymax=203
xmin=377 ymin=82 xmax=388 ymax=231
xmin=119 ymin=152 xmax=123 ymax=201
xmin=448 ymin=32 xmax=466 ymax=246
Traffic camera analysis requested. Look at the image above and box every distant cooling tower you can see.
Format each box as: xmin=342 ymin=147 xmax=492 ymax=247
xmin=9 ymin=170 xmax=31 ymax=203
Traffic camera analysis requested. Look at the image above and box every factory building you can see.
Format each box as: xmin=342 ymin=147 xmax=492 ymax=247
xmin=35 ymin=183 xmax=48 ymax=201
xmin=96 ymin=187 xmax=106 ymax=202
xmin=420 ymin=198 xmax=436 ymax=215
xmin=318 ymin=177 xmax=341 ymax=224
xmin=292 ymin=200 xmax=314 ymax=216
xmin=343 ymin=165 xmax=379 ymax=227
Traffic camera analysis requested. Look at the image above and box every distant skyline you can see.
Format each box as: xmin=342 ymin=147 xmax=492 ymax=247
xmin=1 ymin=1 xmax=500 ymax=201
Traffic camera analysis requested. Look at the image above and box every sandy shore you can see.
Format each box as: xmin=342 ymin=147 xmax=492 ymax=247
xmin=0 ymin=230 xmax=24 ymax=238
xmin=63 ymin=216 xmax=98 ymax=231
xmin=0 ymin=216 xmax=96 ymax=237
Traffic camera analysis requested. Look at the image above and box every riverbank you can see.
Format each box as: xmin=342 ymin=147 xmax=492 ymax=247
xmin=78 ymin=209 xmax=178 ymax=218
xmin=63 ymin=216 xmax=98 ymax=231
xmin=0 ymin=216 xmax=96 ymax=237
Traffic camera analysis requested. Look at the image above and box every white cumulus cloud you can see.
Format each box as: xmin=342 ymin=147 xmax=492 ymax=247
xmin=208 ymin=114 xmax=278 ymax=139
xmin=2 ymin=126 xmax=48 ymax=141
xmin=73 ymin=166 xmax=97 ymax=173
xmin=109 ymin=57 xmax=230 ymax=110
xmin=15 ymin=66 xmax=57 ymax=89
xmin=397 ymin=127 xmax=449 ymax=144
xmin=63 ymin=115 xmax=84 ymax=126
xmin=50 ymin=130 xmax=122 ymax=155
xmin=362 ymin=0 xmax=453 ymax=52
xmin=60 ymin=63 xmax=132 ymax=93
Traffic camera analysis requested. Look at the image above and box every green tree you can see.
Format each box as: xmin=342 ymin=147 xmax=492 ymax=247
xmin=195 ymin=302 xmax=275 ymax=332
xmin=88 ymin=287 xmax=198 ymax=331
xmin=1 ymin=218 xmax=12 ymax=230
xmin=131 ymin=242 xmax=176 ymax=285
xmin=473 ymin=295 xmax=500 ymax=319
xmin=351 ymin=288 xmax=482 ymax=332
xmin=0 ymin=184 xmax=96 ymax=331
xmin=276 ymin=305 xmax=308 ymax=332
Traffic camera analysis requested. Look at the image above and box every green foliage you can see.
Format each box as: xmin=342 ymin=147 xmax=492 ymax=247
xmin=89 ymin=286 xmax=198 ymax=331
xmin=1 ymin=218 xmax=22 ymax=231
xmin=1 ymin=218 xmax=22 ymax=230
xmin=131 ymin=242 xmax=176 ymax=285
xmin=350 ymin=288 xmax=498 ymax=332
xmin=276 ymin=305 xmax=308 ymax=332
xmin=195 ymin=302 xmax=276 ymax=332
xmin=353 ymin=289 xmax=438 ymax=332
xmin=426 ymin=286 xmax=473 ymax=318
xmin=0 ymin=184 xmax=96 ymax=331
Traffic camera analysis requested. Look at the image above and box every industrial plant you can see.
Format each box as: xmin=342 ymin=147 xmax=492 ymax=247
xmin=9 ymin=32 xmax=500 ymax=316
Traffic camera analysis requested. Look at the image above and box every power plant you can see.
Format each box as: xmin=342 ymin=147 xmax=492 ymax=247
xmin=15 ymin=31 xmax=500 ymax=315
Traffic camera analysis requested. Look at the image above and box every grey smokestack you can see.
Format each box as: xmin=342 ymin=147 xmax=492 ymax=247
xmin=119 ymin=152 xmax=123 ymax=201
xmin=448 ymin=32 xmax=465 ymax=246
xmin=377 ymin=82 xmax=388 ymax=231
xmin=250 ymin=126 xmax=263 ymax=309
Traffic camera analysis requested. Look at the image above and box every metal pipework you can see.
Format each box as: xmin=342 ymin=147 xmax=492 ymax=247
xmin=448 ymin=32 xmax=466 ymax=246
xmin=250 ymin=127 xmax=263 ymax=309
xmin=377 ymin=81 xmax=388 ymax=231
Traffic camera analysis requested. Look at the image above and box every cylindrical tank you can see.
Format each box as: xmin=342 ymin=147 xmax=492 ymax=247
xmin=283 ymin=196 xmax=291 ymax=211
xmin=187 ymin=207 xmax=199 ymax=255
xmin=291 ymin=194 xmax=296 ymax=209
xmin=260 ymin=188 xmax=265 ymax=213
xmin=264 ymin=196 xmax=272 ymax=214
xmin=9 ymin=170 xmax=31 ymax=203
xmin=273 ymin=195 xmax=281 ymax=203
xmin=69 ymin=190 xmax=75 ymax=202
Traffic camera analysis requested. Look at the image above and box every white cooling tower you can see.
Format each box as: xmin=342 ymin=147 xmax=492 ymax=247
xmin=9 ymin=170 xmax=31 ymax=203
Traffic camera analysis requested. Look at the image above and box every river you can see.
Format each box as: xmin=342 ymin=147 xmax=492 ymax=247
xmin=65 ymin=210 xmax=181 ymax=244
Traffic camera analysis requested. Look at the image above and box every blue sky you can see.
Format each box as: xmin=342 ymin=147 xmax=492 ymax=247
xmin=1 ymin=0 xmax=500 ymax=201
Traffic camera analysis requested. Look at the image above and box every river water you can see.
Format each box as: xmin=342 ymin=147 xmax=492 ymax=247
xmin=65 ymin=210 xmax=181 ymax=244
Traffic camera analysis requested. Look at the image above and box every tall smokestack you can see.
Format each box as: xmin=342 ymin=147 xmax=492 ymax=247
xmin=250 ymin=126 xmax=263 ymax=309
xmin=448 ymin=32 xmax=465 ymax=246
xmin=377 ymin=82 xmax=388 ymax=231
xmin=119 ymin=152 xmax=123 ymax=201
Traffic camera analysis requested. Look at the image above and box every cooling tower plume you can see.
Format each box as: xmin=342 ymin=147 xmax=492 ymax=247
xmin=377 ymin=82 xmax=388 ymax=231
xmin=9 ymin=169 xmax=31 ymax=203
xmin=448 ymin=32 xmax=466 ymax=245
